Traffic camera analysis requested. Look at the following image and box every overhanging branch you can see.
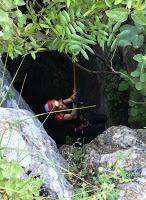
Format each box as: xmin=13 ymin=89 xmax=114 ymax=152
xmin=64 ymin=54 xmax=118 ymax=75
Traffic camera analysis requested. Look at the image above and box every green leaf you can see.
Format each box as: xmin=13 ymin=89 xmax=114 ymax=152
xmin=59 ymin=13 xmax=68 ymax=26
xmin=31 ymin=51 xmax=36 ymax=59
xmin=80 ymin=49 xmax=89 ymax=60
xmin=105 ymin=0 xmax=114 ymax=7
xmin=127 ymin=0 xmax=132 ymax=9
xmin=0 ymin=31 xmax=3 ymax=37
xmin=117 ymin=30 xmax=130 ymax=39
xmin=25 ymin=42 xmax=32 ymax=50
xmin=118 ymin=81 xmax=129 ymax=91
xmin=24 ymin=23 xmax=35 ymax=34
xmin=130 ymin=107 xmax=139 ymax=117
xmin=129 ymin=100 xmax=135 ymax=107
xmin=132 ymin=34 xmax=144 ymax=48
xmin=140 ymin=73 xmax=146 ymax=82
xmin=113 ymin=21 xmax=121 ymax=32
xmin=131 ymin=70 xmax=140 ymax=77
xmin=142 ymin=55 xmax=146 ymax=61
xmin=133 ymin=54 xmax=143 ymax=62
xmin=66 ymin=0 xmax=70 ymax=8
xmin=131 ymin=13 xmax=146 ymax=25
xmin=76 ymin=21 xmax=85 ymax=30
xmin=107 ymin=33 xmax=113 ymax=47
xmin=114 ymin=0 xmax=123 ymax=5
xmin=14 ymin=0 xmax=25 ymax=6
xmin=118 ymin=168 xmax=127 ymax=178
xmin=117 ymin=24 xmax=144 ymax=48
xmin=0 ymin=10 xmax=10 ymax=24
xmin=16 ymin=10 xmax=26 ymax=27
xmin=40 ymin=23 xmax=49 ymax=28
xmin=111 ymin=38 xmax=117 ymax=51
xmin=0 ymin=0 xmax=11 ymax=10
xmin=118 ymin=40 xmax=131 ymax=46
xmin=106 ymin=8 xmax=129 ymax=22
xmin=135 ymin=82 xmax=143 ymax=90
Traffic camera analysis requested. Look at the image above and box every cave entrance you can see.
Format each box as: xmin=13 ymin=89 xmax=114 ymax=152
xmin=5 ymin=50 xmax=108 ymax=147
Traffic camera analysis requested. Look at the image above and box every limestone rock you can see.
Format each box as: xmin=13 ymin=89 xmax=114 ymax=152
xmin=84 ymin=126 xmax=146 ymax=200
xmin=0 ymin=56 xmax=30 ymax=110
xmin=135 ymin=129 xmax=146 ymax=145
xmin=0 ymin=108 xmax=73 ymax=198
xmin=118 ymin=177 xmax=146 ymax=200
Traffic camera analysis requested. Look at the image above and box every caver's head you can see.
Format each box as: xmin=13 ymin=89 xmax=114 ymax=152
xmin=44 ymin=99 xmax=66 ymax=112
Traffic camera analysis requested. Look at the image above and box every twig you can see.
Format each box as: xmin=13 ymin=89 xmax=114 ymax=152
xmin=0 ymin=55 xmax=26 ymax=107
xmin=0 ymin=53 xmax=8 ymax=94
xmin=34 ymin=0 xmax=42 ymax=10
xmin=64 ymin=54 xmax=116 ymax=75
xmin=109 ymin=47 xmax=135 ymax=83
xmin=14 ymin=105 xmax=96 ymax=124
xmin=17 ymin=73 xmax=27 ymax=108
xmin=130 ymin=100 xmax=146 ymax=105
xmin=110 ymin=47 xmax=119 ymax=74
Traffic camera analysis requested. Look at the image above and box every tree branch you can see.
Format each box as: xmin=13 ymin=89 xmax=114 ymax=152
xmin=64 ymin=54 xmax=117 ymax=75
xmin=109 ymin=47 xmax=120 ymax=74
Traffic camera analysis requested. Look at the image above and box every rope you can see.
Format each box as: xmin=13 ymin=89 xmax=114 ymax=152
xmin=73 ymin=63 xmax=76 ymax=93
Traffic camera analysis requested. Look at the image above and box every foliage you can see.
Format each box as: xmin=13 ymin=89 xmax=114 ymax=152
xmin=0 ymin=155 xmax=42 ymax=200
xmin=0 ymin=0 xmax=146 ymax=61
xmin=118 ymin=54 xmax=146 ymax=126
xmin=104 ymin=71 xmax=129 ymax=126
xmin=120 ymin=54 xmax=146 ymax=91
xmin=117 ymin=24 xmax=144 ymax=48
xmin=64 ymin=146 xmax=133 ymax=200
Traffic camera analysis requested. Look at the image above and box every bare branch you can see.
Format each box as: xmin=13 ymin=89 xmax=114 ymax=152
xmin=64 ymin=54 xmax=117 ymax=75
xmin=110 ymin=47 xmax=120 ymax=74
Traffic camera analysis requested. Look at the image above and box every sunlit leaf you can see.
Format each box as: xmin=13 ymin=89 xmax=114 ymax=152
xmin=135 ymin=82 xmax=143 ymax=90
xmin=106 ymin=8 xmax=129 ymax=22
xmin=131 ymin=13 xmax=146 ymax=26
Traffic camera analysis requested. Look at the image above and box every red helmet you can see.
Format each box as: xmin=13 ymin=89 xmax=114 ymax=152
xmin=44 ymin=99 xmax=60 ymax=112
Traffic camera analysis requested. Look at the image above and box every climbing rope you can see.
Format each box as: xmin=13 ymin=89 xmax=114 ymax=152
xmin=73 ymin=63 xmax=76 ymax=93
xmin=73 ymin=62 xmax=89 ymax=127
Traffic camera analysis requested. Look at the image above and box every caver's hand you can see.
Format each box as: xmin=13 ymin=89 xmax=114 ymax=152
xmin=72 ymin=91 xmax=80 ymax=104
xmin=70 ymin=91 xmax=77 ymax=101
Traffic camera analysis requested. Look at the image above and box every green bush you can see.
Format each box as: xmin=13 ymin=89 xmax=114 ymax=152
xmin=0 ymin=0 xmax=146 ymax=61
xmin=0 ymin=156 xmax=42 ymax=200
xmin=63 ymin=147 xmax=133 ymax=200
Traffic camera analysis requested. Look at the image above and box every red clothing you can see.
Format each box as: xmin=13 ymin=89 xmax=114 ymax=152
xmin=45 ymin=99 xmax=68 ymax=122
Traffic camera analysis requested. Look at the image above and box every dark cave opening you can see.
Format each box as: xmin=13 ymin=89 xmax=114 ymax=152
xmin=4 ymin=50 xmax=116 ymax=147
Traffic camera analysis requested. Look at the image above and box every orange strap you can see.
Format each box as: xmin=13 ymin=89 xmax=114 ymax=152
xmin=73 ymin=63 xmax=76 ymax=93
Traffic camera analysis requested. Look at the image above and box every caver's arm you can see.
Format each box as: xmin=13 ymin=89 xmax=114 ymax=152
xmin=63 ymin=91 xmax=77 ymax=104
xmin=63 ymin=103 xmax=78 ymax=120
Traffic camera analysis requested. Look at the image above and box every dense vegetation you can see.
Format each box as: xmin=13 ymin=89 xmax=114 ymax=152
xmin=0 ymin=156 xmax=42 ymax=199
xmin=1 ymin=0 xmax=145 ymax=59
xmin=64 ymin=147 xmax=133 ymax=200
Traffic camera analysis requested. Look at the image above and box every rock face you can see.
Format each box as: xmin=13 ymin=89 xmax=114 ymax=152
xmin=84 ymin=126 xmax=146 ymax=200
xmin=0 ymin=56 xmax=30 ymax=110
xmin=118 ymin=177 xmax=146 ymax=200
xmin=0 ymin=57 xmax=73 ymax=199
